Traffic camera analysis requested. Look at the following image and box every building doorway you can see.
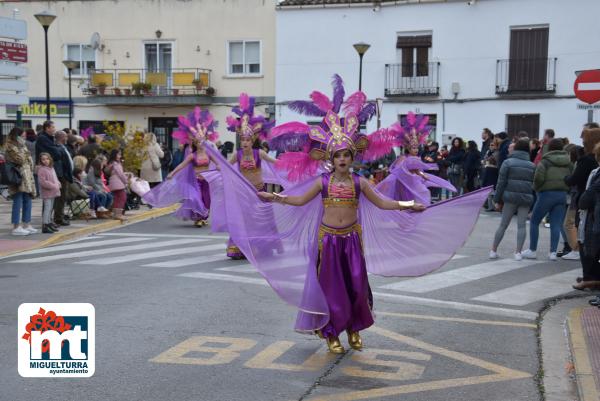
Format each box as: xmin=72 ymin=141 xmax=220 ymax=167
xmin=148 ymin=117 xmax=178 ymax=151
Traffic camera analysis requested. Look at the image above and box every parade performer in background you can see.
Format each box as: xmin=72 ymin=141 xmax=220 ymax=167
xmin=198 ymin=74 xmax=491 ymax=354
xmin=142 ymin=107 xmax=218 ymax=225
xmin=376 ymin=112 xmax=456 ymax=205
xmin=223 ymin=93 xmax=278 ymax=259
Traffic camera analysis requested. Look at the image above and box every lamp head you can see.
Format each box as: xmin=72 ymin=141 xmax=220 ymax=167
xmin=62 ymin=60 xmax=79 ymax=70
xmin=34 ymin=10 xmax=57 ymax=28
xmin=353 ymin=42 xmax=371 ymax=56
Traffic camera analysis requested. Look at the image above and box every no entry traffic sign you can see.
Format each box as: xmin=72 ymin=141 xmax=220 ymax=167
xmin=574 ymin=69 xmax=600 ymax=105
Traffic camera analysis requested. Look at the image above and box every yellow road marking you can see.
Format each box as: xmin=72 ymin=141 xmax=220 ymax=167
xmin=307 ymin=326 xmax=531 ymax=401
xmin=568 ymin=308 xmax=600 ymax=401
xmin=149 ymin=336 xmax=256 ymax=366
xmin=377 ymin=311 xmax=537 ymax=329
xmin=244 ymin=341 xmax=335 ymax=371
xmin=342 ymin=349 xmax=431 ymax=381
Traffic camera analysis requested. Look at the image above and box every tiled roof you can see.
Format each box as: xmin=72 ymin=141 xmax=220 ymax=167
xmin=278 ymin=0 xmax=397 ymax=6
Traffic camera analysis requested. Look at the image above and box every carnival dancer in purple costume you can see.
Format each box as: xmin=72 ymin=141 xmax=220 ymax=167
xmin=142 ymin=107 xmax=218 ymax=224
xmin=376 ymin=112 xmax=456 ymax=205
xmin=225 ymin=93 xmax=277 ymax=259
xmin=199 ymin=75 xmax=492 ymax=355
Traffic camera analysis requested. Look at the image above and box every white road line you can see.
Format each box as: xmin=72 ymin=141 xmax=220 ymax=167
xmin=174 ymin=269 xmax=538 ymax=320
xmin=178 ymin=272 xmax=268 ymax=286
xmin=80 ymin=243 xmax=225 ymax=265
xmin=98 ymin=232 xmax=229 ymax=239
xmin=380 ymin=259 xmax=542 ymax=293
xmin=216 ymin=264 xmax=256 ymax=273
xmin=10 ymin=237 xmax=148 ymax=256
xmin=12 ymin=238 xmax=206 ymax=264
xmin=144 ymin=252 xmax=225 ymax=268
xmin=372 ymin=291 xmax=538 ymax=320
xmin=471 ymin=269 xmax=579 ymax=306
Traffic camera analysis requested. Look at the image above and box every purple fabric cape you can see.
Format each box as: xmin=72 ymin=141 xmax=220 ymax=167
xmin=377 ymin=155 xmax=457 ymax=205
xmin=142 ymin=163 xmax=210 ymax=218
xmin=203 ymin=145 xmax=491 ymax=333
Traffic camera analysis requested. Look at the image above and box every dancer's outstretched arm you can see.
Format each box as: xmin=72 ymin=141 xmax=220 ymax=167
xmin=259 ymin=149 xmax=277 ymax=164
xmin=257 ymin=178 xmax=321 ymax=206
xmin=167 ymin=153 xmax=193 ymax=179
xmin=360 ymin=177 xmax=425 ymax=211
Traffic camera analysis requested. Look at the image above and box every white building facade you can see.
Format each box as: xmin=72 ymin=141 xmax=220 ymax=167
xmin=0 ymin=0 xmax=277 ymax=148
xmin=275 ymin=0 xmax=600 ymax=145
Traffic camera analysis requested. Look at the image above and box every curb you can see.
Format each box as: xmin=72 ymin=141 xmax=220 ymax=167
xmin=0 ymin=205 xmax=178 ymax=258
xmin=568 ymin=307 xmax=600 ymax=401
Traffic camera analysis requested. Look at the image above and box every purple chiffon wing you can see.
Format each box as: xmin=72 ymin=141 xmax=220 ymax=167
xmin=424 ymin=174 xmax=457 ymax=192
xmin=202 ymin=169 xmax=227 ymax=233
xmin=142 ymin=163 xmax=208 ymax=218
xmin=204 ymin=146 xmax=330 ymax=332
xmin=359 ymin=186 xmax=492 ymax=277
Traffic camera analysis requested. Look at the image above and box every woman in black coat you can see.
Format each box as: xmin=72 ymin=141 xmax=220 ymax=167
xmin=463 ymin=140 xmax=482 ymax=193
xmin=446 ymin=137 xmax=465 ymax=197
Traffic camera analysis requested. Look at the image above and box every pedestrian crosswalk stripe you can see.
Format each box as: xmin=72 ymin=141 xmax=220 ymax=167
xmin=12 ymin=238 xmax=206 ymax=264
xmin=79 ymin=243 xmax=226 ymax=265
xmin=143 ymin=252 xmax=225 ymax=268
xmin=372 ymin=291 xmax=539 ymax=320
xmin=380 ymin=259 xmax=542 ymax=293
xmin=178 ymin=271 xmax=269 ymax=286
xmin=99 ymin=232 xmax=229 ymax=239
xmin=471 ymin=269 xmax=579 ymax=306
xmin=216 ymin=265 xmax=255 ymax=273
xmin=11 ymin=237 xmax=148 ymax=257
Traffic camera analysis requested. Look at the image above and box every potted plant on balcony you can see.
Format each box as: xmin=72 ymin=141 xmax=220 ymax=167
xmin=172 ymin=88 xmax=180 ymax=96
xmin=97 ymin=82 xmax=108 ymax=95
xmin=124 ymin=88 xmax=132 ymax=96
xmin=205 ymin=86 xmax=215 ymax=96
xmin=132 ymin=82 xmax=152 ymax=96
xmin=191 ymin=78 xmax=203 ymax=91
xmin=114 ymin=87 xmax=122 ymax=96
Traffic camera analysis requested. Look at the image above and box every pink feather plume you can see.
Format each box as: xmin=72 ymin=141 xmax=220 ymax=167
xmin=207 ymin=131 xmax=219 ymax=143
xmin=226 ymin=115 xmax=239 ymax=128
xmin=310 ymin=91 xmax=333 ymax=113
xmin=362 ymin=128 xmax=398 ymax=161
xmin=268 ymin=121 xmax=310 ymax=139
xmin=342 ymin=91 xmax=366 ymax=115
xmin=275 ymin=151 xmax=321 ymax=182
xmin=239 ymin=93 xmax=250 ymax=111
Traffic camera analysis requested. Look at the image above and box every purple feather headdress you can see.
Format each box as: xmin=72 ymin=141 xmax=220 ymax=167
xmin=267 ymin=74 xmax=396 ymax=181
xmin=172 ymin=106 xmax=219 ymax=145
xmin=226 ymin=93 xmax=274 ymax=141
xmin=389 ymin=111 xmax=431 ymax=149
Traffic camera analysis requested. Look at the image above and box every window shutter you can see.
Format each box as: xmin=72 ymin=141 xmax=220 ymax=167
xmin=401 ymin=47 xmax=413 ymax=77
xmin=396 ymin=35 xmax=432 ymax=48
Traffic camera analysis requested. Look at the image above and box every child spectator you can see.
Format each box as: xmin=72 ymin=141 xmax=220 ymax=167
xmin=36 ymin=152 xmax=61 ymax=234
xmin=107 ymin=149 xmax=130 ymax=221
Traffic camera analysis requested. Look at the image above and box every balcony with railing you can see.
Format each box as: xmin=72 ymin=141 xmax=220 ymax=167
xmin=496 ymin=58 xmax=557 ymax=94
xmin=82 ymin=68 xmax=214 ymax=104
xmin=384 ymin=62 xmax=440 ymax=97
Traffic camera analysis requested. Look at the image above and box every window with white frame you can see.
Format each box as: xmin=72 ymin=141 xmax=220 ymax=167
xmin=228 ymin=41 xmax=261 ymax=75
xmin=65 ymin=44 xmax=95 ymax=76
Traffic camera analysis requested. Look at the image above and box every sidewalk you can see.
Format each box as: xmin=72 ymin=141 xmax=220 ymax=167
xmin=542 ymin=296 xmax=600 ymax=401
xmin=0 ymin=196 xmax=177 ymax=257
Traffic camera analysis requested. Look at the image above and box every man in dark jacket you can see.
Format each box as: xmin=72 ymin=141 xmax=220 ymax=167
xmin=78 ymin=134 xmax=102 ymax=163
xmin=35 ymin=120 xmax=62 ymax=166
xmin=480 ymin=128 xmax=493 ymax=159
xmin=53 ymin=131 xmax=74 ymax=226
xmin=490 ymin=139 xmax=536 ymax=260
xmin=496 ymin=132 xmax=511 ymax=170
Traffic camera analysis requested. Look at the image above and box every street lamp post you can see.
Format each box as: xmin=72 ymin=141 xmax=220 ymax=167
xmin=62 ymin=60 xmax=78 ymax=130
xmin=34 ymin=10 xmax=57 ymax=121
xmin=353 ymin=42 xmax=370 ymax=92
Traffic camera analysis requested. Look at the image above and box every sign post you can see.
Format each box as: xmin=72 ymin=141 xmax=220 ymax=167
xmin=574 ymin=69 xmax=600 ymax=123
xmin=0 ymin=16 xmax=29 ymax=113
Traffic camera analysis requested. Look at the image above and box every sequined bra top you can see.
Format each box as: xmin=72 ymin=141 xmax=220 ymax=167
xmin=321 ymin=173 xmax=360 ymax=209
xmin=193 ymin=154 xmax=210 ymax=168
xmin=237 ymin=149 xmax=261 ymax=172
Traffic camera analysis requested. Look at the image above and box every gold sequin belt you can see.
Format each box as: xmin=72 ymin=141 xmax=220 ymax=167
xmin=322 ymin=197 xmax=359 ymax=208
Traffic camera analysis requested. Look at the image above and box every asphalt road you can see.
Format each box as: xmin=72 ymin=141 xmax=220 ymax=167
xmin=0 ymin=211 xmax=582 ymax=401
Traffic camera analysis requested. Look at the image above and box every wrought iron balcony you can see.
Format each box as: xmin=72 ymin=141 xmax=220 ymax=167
xmin=83 ymin=68 xmax=213 ymax=96
xmin=496 ymin=58 xmax=557 ymax=94
xmin=385 ymin=62 xmax=440 ymax=97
